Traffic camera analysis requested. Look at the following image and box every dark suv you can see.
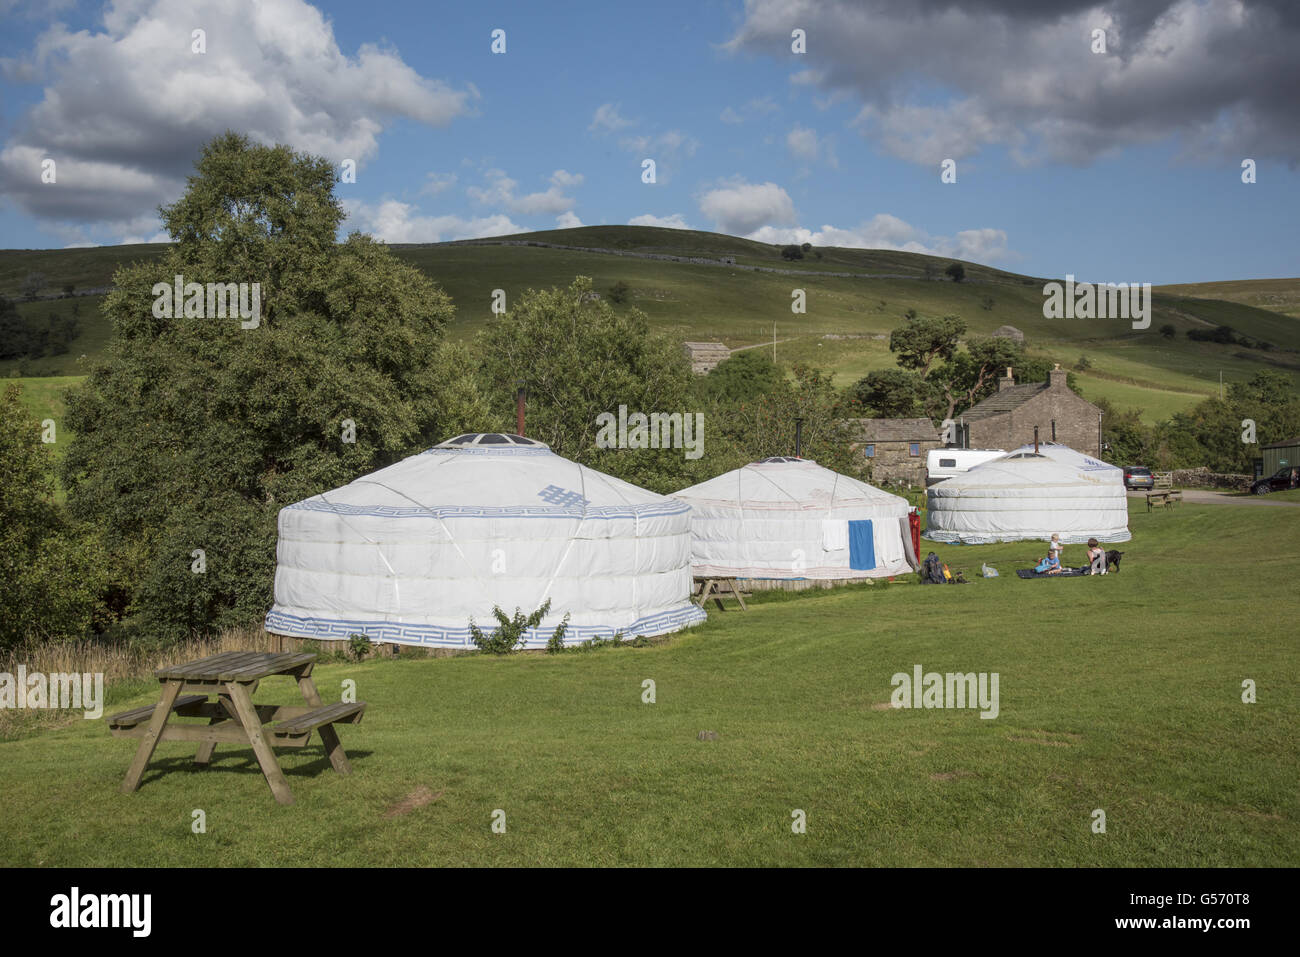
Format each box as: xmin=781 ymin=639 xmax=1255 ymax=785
xmin=1251 ymin=466 xmax=1300 ymax=495
xmin=1123 ymin=466 xmax=1154 ymax=490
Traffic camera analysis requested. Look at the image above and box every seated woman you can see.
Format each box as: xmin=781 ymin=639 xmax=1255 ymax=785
xmin=1086 ymin=537 xmax=1106 ymax=575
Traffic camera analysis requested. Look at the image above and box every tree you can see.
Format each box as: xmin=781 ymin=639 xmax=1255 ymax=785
xmin=930 ymin=336 xmax=1026 ymax=419
xmin=0 ymin=384 xmax=108 ymax=649
xmin=475 ymin=276 xmax=700 ymax=494
xmin=889 ymin=314 xmax=966 ymax=379
xmin=850 ymin=369 xmax=933 ymax=418
xmin=1159 ymin=323 xmax=1176 ymax=339
xmin=21 ymin=272 xmax=46 ymax=301
xmin=1074 ymin=354 xmax=1091 ymax=371
xmin=698 ymin=348 xmax=783 ymax=404
xmin=801 ymin=242 xmax=811 ymax=252
xmin=61 ymin=132 xmax=486 ymax=643
xmin=711 ymin=364 xmax=866 ymax=479
xmin=607 ymin=280 xmax=631 ymax=304
xmin=945 ymin=262 xmax=965 ymax=282
xmin=780 ymin=244 xmax=804 ymax=261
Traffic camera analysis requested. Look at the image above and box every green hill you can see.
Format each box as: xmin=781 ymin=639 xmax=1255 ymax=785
xmin=3 ymin=227 xmax=1298 ymax=426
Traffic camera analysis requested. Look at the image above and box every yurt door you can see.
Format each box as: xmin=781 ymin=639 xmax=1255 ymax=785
xmin=848 ymin=520 xmax=876 ymax=570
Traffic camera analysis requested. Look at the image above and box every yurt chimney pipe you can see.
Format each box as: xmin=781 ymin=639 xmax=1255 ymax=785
xmin=1034 ymin=426 xmax=1039 ymax=453
xmin=795 ymin=417 xmax=804 ymax=457
xmin=515 ymin=380 xmax=527 ymax=436
xmin=1051 ymin=419 xmax=1056 ymax=442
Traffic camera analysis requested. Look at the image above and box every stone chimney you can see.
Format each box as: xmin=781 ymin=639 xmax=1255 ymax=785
xmin=1048 ymin=362 xmax=1067 ymax=391
xmin=998 ymin=366 xmax=1015 ymax=392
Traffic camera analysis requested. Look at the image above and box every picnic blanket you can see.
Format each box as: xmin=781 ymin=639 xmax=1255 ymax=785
xmin=1016 ymin=567 xmax=1094 ymax=579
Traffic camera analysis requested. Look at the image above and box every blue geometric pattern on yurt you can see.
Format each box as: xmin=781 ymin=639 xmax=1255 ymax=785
xmin=537 ymin=484 xmax=590 ymax=508
xmin=265 ymin=604 xmax=706 ymax=648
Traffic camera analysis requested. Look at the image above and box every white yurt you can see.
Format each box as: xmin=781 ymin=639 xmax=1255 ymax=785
xmin=671 ymin=457 xmax=915 ymax=583
xmin=265 ymin=433 xmax=706 ymax=648
xmin=924 ymin=444 xmax=1131 ymax=545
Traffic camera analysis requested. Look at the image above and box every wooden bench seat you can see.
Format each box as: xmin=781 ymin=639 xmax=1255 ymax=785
xmin=270 ymin=701 xmax=366 ymax=737
xmin=1146 ymin=472 xmax=1182 ymax=511
xmin=108 ymin=694 xmax=207 ymax=730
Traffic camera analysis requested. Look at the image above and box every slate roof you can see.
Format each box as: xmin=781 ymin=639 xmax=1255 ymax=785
xmin=847 ymin=418 xmax=940 ymax=442
xmin=960 ymin=382 xmax=1049 ymax=420
xmin=1262 ymin=436 xmax=1300 ymax=449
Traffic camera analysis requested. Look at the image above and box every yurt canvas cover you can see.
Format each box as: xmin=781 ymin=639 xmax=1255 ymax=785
xmin=924 ymin=447 xmax=1131 ymax=545
xmin=265 ymin=433 xmax=706 ymax=648
xmin=671 ymin=457 xmax=913 ymax=580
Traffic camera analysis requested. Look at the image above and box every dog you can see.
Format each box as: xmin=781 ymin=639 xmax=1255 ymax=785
xmin=1105 ymin=550 xmax=1124 ymax=573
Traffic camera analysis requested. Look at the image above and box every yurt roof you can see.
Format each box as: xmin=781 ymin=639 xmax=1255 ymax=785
xmin=673 ymin=458 xmax=908 ymax=509
xmin=286 ymin=434 xmax=686 ymax=520
xmin=932 ymin=453 xmax=1114 ymax=490
xmin=1002 ymin=441 xmax=1120 ymax=475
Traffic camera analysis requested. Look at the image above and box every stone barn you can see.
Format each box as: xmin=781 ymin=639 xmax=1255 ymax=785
xmin=961 ymin=365 xmax=1102 ymax=456
xmin=992 ymin=324 xmax=1024 ymax=343
xmin=682 ymin=341 xmax=730 ymax=374
xmin=846 ymin=418 xmax=941 ymax=486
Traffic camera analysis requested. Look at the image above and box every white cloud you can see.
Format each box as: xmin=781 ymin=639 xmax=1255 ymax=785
xmin=467 ymin=168 xmax=576 ymax=216
xmin=420 ymin=172 xmax=458 ymax=196
xmin=589 ymin=102 xmax=633 ymax=132
xmin=549 ymin=169 xmax=584 ymax=188
xmin=720 ymin=106 xmax=743 ymax=125
xmin=0 ymin=0 xmax=477 ymax=237
xmin=555 ymin=211 xmax=583 ymax=228
xmin=746 ymin=214 xmax=1010 ymax=263
xmin=697 ymin=180 xmax=796 ymax=236
xmin=729 ymin=0 xmax=1300 ymax=165
xmin=342 ymin=199 xmax=520 ymax=243
xmin=628 ymin=213 xmax=691 ymax=230
xmin=786 ymin=125 xmax=820 ymax=161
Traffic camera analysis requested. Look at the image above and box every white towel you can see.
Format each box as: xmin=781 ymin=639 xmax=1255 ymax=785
xmin=822 ymin=519 xmax=849 ymax=551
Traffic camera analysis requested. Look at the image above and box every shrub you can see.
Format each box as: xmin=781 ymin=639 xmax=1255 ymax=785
xmin=471 ymin=599 xmax=569 ymax=654
xmin=945 ymin=262 xmax=965 ymax=282
xmin=1159 ymin=323 xmax=1176 ymax=339
xmin=607 ymin=280 xmax=630 ymax=304
xmin=346 ymin=633 xmax=374 ymax=662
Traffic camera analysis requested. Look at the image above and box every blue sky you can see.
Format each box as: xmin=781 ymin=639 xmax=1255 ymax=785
xmin=1 ymin=0 xmax=1297 ymax=284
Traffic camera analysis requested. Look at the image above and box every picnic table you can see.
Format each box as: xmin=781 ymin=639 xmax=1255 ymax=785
xmin=692 ymin=576 xmax=749 ymax=611
xmin=107 ymin=651 xmax=366 ymax=806
xmin=1146 ymin=471 xmax=1184 ymax=511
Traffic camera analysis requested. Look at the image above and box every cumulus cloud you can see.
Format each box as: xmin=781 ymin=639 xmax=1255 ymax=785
xmin=787 ymin=125 xmax=819 ymax=160
xmin=342 ymin=199 xmax=519 ymax=243
xmin=467 ymin=168 xmax=577 ymax=216
xmin=0 ymin=0 xmax=476 ymax=240
xmin=420 ymin=172 xmax=458 ymax=196
xmin=747 ymin=214 xmax=1010 ymax=262
xmin=628 ymin=213 xmax=692 ymax=229
xmin=728 ymin=0 xmax=1300 ymax=165
xmin=697 ymin=180 xmax=796 ymax=235
xmin=589 ymin=102 xmax=633 ymax=132
xmin=720 ymin=106 xmax=744 ymax=125
xmin=555 ymin=211 xmax=583 ymax=228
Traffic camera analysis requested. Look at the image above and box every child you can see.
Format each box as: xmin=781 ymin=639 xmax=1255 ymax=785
xmin=1050 ymin=533 xmax=1064 ymax=564
xmin=1086 ymin=537 xmax=1106 ymax=575
xmin=1034 ymin=546 xmax=1063 ymax=575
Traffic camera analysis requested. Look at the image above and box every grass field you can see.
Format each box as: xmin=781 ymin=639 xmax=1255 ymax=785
xmin=1 ymin=502 xmax=1295 ymax=867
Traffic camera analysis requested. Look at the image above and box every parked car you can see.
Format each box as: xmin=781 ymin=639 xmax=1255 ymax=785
xmin=1123 ymin=466 xmax=1154 ymax=490
xmin=1250 ymin=466 xmax=1300 ymax=495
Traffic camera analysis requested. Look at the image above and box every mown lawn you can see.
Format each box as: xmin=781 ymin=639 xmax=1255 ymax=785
xmin=1 ymin=502 xmax=1295 ymax=867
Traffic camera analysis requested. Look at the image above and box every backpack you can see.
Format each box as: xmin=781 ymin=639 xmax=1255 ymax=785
xmin=921 ymin=552 xmax=947 ymax=585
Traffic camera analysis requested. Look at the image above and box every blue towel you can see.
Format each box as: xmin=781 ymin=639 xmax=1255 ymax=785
xmin=848 ymin=520 xmax=875 ymax=570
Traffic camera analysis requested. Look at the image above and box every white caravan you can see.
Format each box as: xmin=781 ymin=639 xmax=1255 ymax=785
xmin=925 ymin=447 xmax=1006 ymax=486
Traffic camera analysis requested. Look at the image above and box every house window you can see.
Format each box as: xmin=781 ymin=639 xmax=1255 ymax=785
xmin=909 ymin=443 xmax=920 ymax=457
xmin=864 ymin=444 xmax=875 ymax=458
